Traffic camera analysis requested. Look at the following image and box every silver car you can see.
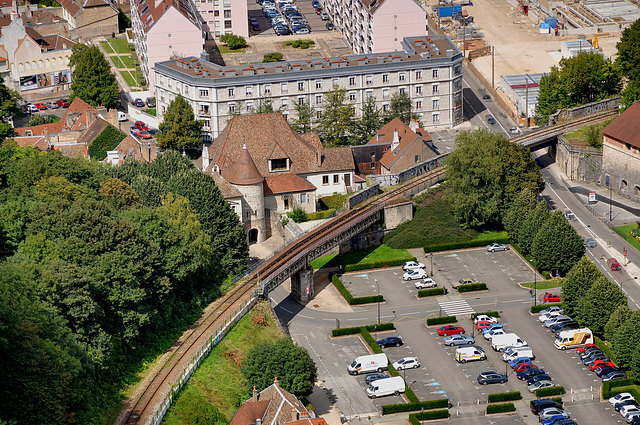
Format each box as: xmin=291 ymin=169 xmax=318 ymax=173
xmin=46 ymin=101 xmax=59 ymax=109
xmin=486 ymin=243 xmax=509 ymax=252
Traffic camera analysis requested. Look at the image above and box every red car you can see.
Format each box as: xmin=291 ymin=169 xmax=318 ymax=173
xmin=514 ymin=363 xmax=538 ymax=373
xmin=34 ymin=102 xmax=47 ymax=110
xmin=315 ymin=8 xmax=322 ymax=14
xmin=135 ymin=120 xmax=149 ymax=131
xmin=576 ymin=343 xmax=598 ymax=355
xmin=475 ymin=320 xmax=492 ymax=331
xmin=133 ymin=130 xmax=153 ymax=139
xmin=437 ymin=325 xmax=465 ymax=336
xmin=539 ymin=292 xmax=561 ymax=303
xmin=589 ymin=360 xmax=616 ymax=371
xmin=56 ymin=99 xmax=70 ymax=108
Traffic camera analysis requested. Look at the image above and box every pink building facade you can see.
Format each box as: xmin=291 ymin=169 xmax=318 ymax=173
xmin=195 ymin=0 xmax=247 ymax=38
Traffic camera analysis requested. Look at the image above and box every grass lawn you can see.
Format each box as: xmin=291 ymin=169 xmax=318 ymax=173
xmin=147 ymin=108 xmax=156 ymax=116
xmin=218 ymin=44 xmax=246 ymax=54
xmin=101 ymin=41 xmax=115 ymax=54
xmin=103 ymin=38 xmax=131 ymax=54
xmin=615 ymin=225 xmax=640 ymax=252
xmin=520 ymin=277 xmax=565 ymax=290
xmin=119 ymin=54 xmax=134 ymax=68
xmin=310 ymin=244 xmax=413 ymax=270
xmin=383 ymin=186 xmax=479 ymax=249
xmin=163 ymin=302 xmax=283 ymax=424
xmin=121 ymin=71 xmax=137 ymax=88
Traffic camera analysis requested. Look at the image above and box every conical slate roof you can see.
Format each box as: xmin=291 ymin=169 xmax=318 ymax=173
xmin=226 ymin=144 xmax=264 ymax=185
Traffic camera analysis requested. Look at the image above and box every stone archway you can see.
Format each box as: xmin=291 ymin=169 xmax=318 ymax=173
xmin=248 ymin=228 xmax=259 ymax=245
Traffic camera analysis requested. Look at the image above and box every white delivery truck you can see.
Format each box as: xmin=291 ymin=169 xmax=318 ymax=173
xmin=455 ymin=346 xmax=487 ymax=363
xmin=502 ymin=346 xmax=535 ymax=362
xmin=348 ymin=353 xmax=388 ymax=375
xmin=491 ymin=333 xmax=527 ymax=351
xmin=554 ymin=328 xmax=593 ymax=350
xmin=366 ymin=376 xmax=405 ymax=398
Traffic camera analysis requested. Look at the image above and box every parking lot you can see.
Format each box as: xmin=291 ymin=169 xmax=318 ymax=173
xmin=247 ymin=0 xmax=332 ymax=37
xmin=278 ymin=247 xmax=620 ymax=424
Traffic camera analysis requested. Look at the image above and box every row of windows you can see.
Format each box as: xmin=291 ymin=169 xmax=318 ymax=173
xmin=225 ymin=82 xmax=443 ymax=98
xmin=17 ymin=57 xmax=69 ymax=73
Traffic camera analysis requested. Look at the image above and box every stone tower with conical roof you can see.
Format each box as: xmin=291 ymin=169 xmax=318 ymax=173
xmin=224 ymin=145 xmax=266 ymax=244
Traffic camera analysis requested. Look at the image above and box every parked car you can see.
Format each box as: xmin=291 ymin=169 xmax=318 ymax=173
xmin=583 ymin=236 xmax=597 ymax=248
xmin=621 ymin=405 xmax=640 ymax=418
xmin=610 ymin=393 xmax=635 ymax=406
xmin=34 ymin=102 xmax=47 ymax=110
xmin=580 ymin=348 xmax=604 ymax=360
xmin=485 ymin=114 xmax=496 ymax=124
xmin=615 ymin=400 xmax=640 ymax=412
xmin=437 ymin=325 xmax=465 ymax=336
xmin=482 ymin=94 xmax=491 ymax=100
xmin=135 ymin=121 xmax=149 ymax=131
xmin=482 ymin=323 xmax=503 ymax=336
xmin=443 ymin=335 xmax=474 ymax=346
xmin=56 ymin=98 xmax=70 ymax=108
xmin=403 ymin=269 xmax=427 ymax=281
xmin=402 ymin=261 xmax=425 ymax=271
xmin=518 ymin=367 xmax=546 ymax=380
xmin=452 ymin=278 xmax=479 ymax=289
xmin=46 ymin=101 xmax=59 ymax=109
xmin=551 ymin=321 xmax=579 ymax=335
xmin=146 ymin=97 xmax=156 ymax=108
xmin=392 ymin=357 xmax=420 ymax=370
xmin=474 ymin=314 xmax=498 ymax=324
xmin=542 ymin=415 xmax=570 ymax=425
xmin=365 ymin=372 xmax=388 ymax=384
xmin=26 ymin=103 xmax=38 ymax=113
xmin=539 ymin=306 xmax=564 ymax=317
xmin=311 ymin=0 xmax=319 ymax=7
xmin=515 ymin=363 xmax=538 ymax=373
xmin=596 ymin=366 xmax=623 ymax=378
xmin=321 ymin=10 xmax=329 ymax=19
xmin=539 ymin=292 xmax=561 ymax=303
xmin=588 ymin=360 xmax=616 ymax=371
xmin=539 ymin=407 xmax=570 ymax=422
xmin=477 ymin=371 xmax=507 ymax=385
xmin=486 ymin=243 xmax=508 ymax=252
xmin=134 ymin=98 xmax=145 ymax=107
xmin=576 ymin=343 xmax=598 ymax=355
xmin=544 ymin=316 xmax=572 ymax=328
xmin=508 ymin=357 xmax=532 ymax=369
xmin=475 ymin=320 xmax=492 ymax=331
xmin=531 ymin=399 xmax=563 ymax=415
xmin=376 ymin=337 xmax=403 ymax=348
xmin=528 ymin=379 xmax=554 ymax=393
xmin=326 ymin=21 xmax=334 ymax=30
xmin=133 ymin=130 xmax=153 ymax=139
xmin=526 ymin=374 xmax=552 ymax=386
xmin=603 ymin=371 xmax=628 ymax=382
xmin=415 ymin=278 xmax=436 ymax=289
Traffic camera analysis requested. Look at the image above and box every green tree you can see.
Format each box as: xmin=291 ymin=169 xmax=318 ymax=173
xmin=383 ymin=90 xmax=418 ymax=124
xmin=630 ymin=344 xmax=640 ymax=378
xmin=99 ymin=177 xmax=139 ymax=209
xmin=611 ymin=309 xmax=640 ymax=369
xmin=241 ymin=339 xmax=317 ymax=397
xmin=158 ymin=95 xmax=203 ymax=150
xmin=69 ymin=44 xmax=119 ymax=109
xmin=0 ymin=76 xmax=19 ymax=141
xmin=561 ymin=257 xmax=604 ymax=317
xmin=616 ymin=19 xmax=640 ymax=80
xmin=317 ymin=85 xmax=356 ymax=145
xmin=576 ymin=275 xmax=627 ymax=335
xmin=219 ymin=33 xmax=247 ymax=50
xmin=255 ymin=97 xmax=279 ymax=114
xmin=291 ymin=99 xmax=314 ymax=133
xmin=263 ymin=52 xmax=283 ymax=62
xmin=27 ymin=113 xmax=60 ymax=126
xmin=517 ymin=201 xmax=551 ymax=255
xmin=621 ymin=78 xmax=640 ymax=109
xmin=534 ymin=68 xmax=564 ymax=125
xmin=117 ymin=7 xmax=131 ymax=31
xmin=355 ymin=95 xmax=382 ymax=144
xmin=445 ymin=130 xmax=543 ymax=229
xmin=531 ymin=210 xmax=585 ymax=275
xmin=605 ymin=304 xmax=632 ymax=342
xmin=502 ymin=188 xmax=537 ymax=241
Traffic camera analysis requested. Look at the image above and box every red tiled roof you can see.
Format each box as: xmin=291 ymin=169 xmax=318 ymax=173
xmin=366 ymin=117 xmax=435 ymax=170
xmin=354 ymin=174 xmax=366 ymax=183
xmin=224 ymin=145 xmax=264 ymax=185
xmin=52 ymin=143 xmax=87 ymax=158
xmin=210 ymin=172 xmax=242 ymax=198
xmin=13 ymin=135 xmax=50 ymax=151
xmin=230 ymin=379 xmax=308 ymax=425
xmin=229 ymin=400 xmax=270 ymax=425
xmin=603 ymin=102 xmax=640 ymax=148
xmin=263 ymin=174 xmax=316 ymax=195
xmin=134 ymin=0 xmax=202 ymax=34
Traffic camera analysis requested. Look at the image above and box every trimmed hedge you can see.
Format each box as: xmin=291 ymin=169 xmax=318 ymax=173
xmin=386 ymin=364 xmax=418 ymax=403
xmin=408 ymin=409 xmax=450 ymax=424
xmin=530 ymin=398 xmax=563 ymax=409
xmin=472 ymin=311 xmax=500 ymax=320
xmin=418 ymin=288 xmax=445 ymax=298
xmin=331 ymin=274 xmax=384 ymax=305
xmin=351 ymin=295 xmax=384 ymax=305
xmin=88 ymin=124 xmax=126 ymax=161
xmin=602 ymin=378 xmax=636 ymax=398
xmin=531 ymin=303 xmax=563 ymax=314
xmin=487 ymin=391 xmax=522 ymax=403
xmin=360 ymin=329 xmax=383 ymax=354
xmin=486 ymin=403 xmax=516 ymax=414
xmin=594 ymin=336 xmax=617 ymax=365
xmin=331 ymin=323 xmax=395 ymax=337
xmin=456 ymin=283 xmax=487 ymax=293
xmin=605 ymin=386 xmax=640 ymax=401
xmin=345 ymin=257 xmax=416 ymax=272
xmin=536 ymin=386 xmax=565 ymax=397
xmin=307 ymin=209 xmax=336 ymax=220
xmin=423 ymin=237 xmax=510 ymax=253
xmin=382 ymin=399 xmax=449 ymax=415
xmin=426 ymin=316 xmax=457 ymax=326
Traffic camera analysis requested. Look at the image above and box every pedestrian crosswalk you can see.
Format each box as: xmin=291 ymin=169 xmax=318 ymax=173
xmin=438 ymin=300 xmax=475 ymax=316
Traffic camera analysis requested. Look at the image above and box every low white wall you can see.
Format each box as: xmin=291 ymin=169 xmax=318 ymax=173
xmin=127 ymin=106 xmax=159 ymax=129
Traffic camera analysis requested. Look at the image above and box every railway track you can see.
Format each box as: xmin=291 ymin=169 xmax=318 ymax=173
xmin=119 ymin=109 xmax=616 ymax=425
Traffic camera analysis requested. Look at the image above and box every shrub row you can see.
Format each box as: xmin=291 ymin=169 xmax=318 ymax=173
xmin=382 ymin=399 xmax=449 ymax=414
xmin=331 ymin=322 xmax=395 ymax=337
xmin=488 ymin=391 xmax=522 ymax=403
xmin=536 ymin=386 xmax=565 ymax=397
xmin=472 ymin=311 xmax=500 ymax=320
xmin=530 ymin=303 xmax=563 ymax=314
xmin=423 ymin=237 xmax=510 ymax=254
xmin=360 ymin=329 xmax=383 ymax=354
xmin=594 ymin=336 xmax=617 ymax=365
xmin=602 ymin=378 xmax=636 ymax=398
xmin=331 ymin=275 xmax=384 ymax=305
xmin=426 ymin=316 xmax=457 ymax=326
xmin=605 ymin=386 xmax=640 ymax=401
xmin=405 ymin=386 xmax=419 ymax=403
xmin=456 ymin=283 xmax=487 ymax=293
xmin=530 ymin=398 xmax=563 ymax=409
xmin=486 ymin=403 xmax=516 ymax=414
xmin=307 ymin=209 xmax=336 ymax=220
xmin=418 ymin=288 xmax=445 ymax=298
xmin=345 ymin=257 xmax=416 ymax=272
xmin=408 ymin=409 xmax=450 ymax=424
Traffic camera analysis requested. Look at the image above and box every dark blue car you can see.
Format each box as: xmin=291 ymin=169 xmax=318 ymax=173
xmin=517 ymin=368 xmax=545 ymax=380
xmin=477 ymin=371 xmax=507 ymax=385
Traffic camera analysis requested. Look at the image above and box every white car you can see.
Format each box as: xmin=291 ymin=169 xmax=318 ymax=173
xmin=403 ymin=269 xmax=427 ymax=281
xmin=621 ymin=405 xmax=640 ymax=417
xmin=610 ymin=393 xmax=635 ymax=406
xmin=392 ymin=357 xmax=420 ymax=370
xmin=538 ymin=311 xmax=562 ymax=323
xmin=415 ymin=278 xmax=437 ymax=289
xmin=486 ymin=243 xmax=509 ymax=252
xmin=473 ymin=314 xmax=498 ymax=325
xmin=402 ymin=261 xmax=425 ymax=271
xmin=539 ymin=306 xmax=564 ymax=316
xmin=484 ymin=328 xmax=505 ymax=340
xmin=539 ymin=407 xmax=570 ymax=421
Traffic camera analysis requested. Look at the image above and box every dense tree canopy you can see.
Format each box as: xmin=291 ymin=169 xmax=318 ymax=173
xmin=502 ymin=188 xmax=537 ymax=241
xmin=561 ymin=257 xmax=603 ymax=317
xmin=383 ymin=90 xmax=419 ymax=125
xmin=531 ymin=210 xmax=585 ymax=275
xmin=517 ymin=201 xmax=551 ymax=256
xmin=290 ymin=99 xmax=314 ymax=134
xmin=69 ymin=44 xmax=119 ymax=109
xmin=0 ymin=76 xmax=18 ymax=141
xmin=355 ymin=95 xmax=383 ymax=143
xmin=616 ymin=20 xmax=640 ymax=107
xmin=241 ymin=339 xmax=317 ymax=397
xmin=317 ymin=85 xmax=355 ymax=146
xmin=157 ymin=95 xmax=203 ymax=150
xmin=576 ymin=276 xmax=627 ymax=335
xmin=445 ymin=130 xmax=543 ymax=229
xmin=535 ymin=52 xmax=620 ymax=125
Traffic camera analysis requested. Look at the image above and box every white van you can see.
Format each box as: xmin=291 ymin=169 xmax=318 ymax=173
xmin=348 ymin=353 xmax=388 ymax=375
xmin=118 ymin=111 xmax=127 ymax=122
xmin=491 ymin=333 xmax=527 ymax=351
xmin=554 ymin=328 xmax=593 ymax=350
xmin=502 ymin=346 xmax=534 ymax=362
xmin=366 ymin=376 xmax=405 ymax=399
xmin=455 ymin=346 xmax=487 ymax=363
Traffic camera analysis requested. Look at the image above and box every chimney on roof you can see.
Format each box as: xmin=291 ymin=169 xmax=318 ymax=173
xmin=256 ymin=419 xmax=262 ymax=425
xmin=376 ymin=130 xmax=380 ymax=142
xmin=252 ymin=386 xmax=258 ymax=402
xmin=316 ymin=148 xmax=322 ymax=167
xmin=391 ymin=130 xmax=400 ymax=151
xmin=43 ymin=126 xmax=49 ymax=141
xmin=202 ymin=143 xmax=210 ymax=172
xmin=291 ymin=408 xmax=298 ymax=422
xmin=274 ymin=377 xmax=279 ymax=385
xmin=86 ymin=108 xmax=96 ymax=127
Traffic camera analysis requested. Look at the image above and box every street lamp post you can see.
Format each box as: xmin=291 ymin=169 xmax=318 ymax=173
xmin=376 ymin=279 xmax=380 ymax=325
xmin=534 ymin=270 xmax=537 ymax=307
xmin=430 ymin=253 xmax=433 ymax=277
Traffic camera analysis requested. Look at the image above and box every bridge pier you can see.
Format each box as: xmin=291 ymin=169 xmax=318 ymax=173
xmin=290 ymin=265 xmax=314 ymax=303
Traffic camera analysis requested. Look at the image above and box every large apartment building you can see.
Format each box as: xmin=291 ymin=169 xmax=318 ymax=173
xmin=195 ymin=0 xmax=247 ymax=38
xmin=323 ymin=0 xmax=427 ymax=54
xmin=153 ymin=35 xmax=464 ymax=139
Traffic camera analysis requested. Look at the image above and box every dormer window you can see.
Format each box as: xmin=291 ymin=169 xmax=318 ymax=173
xmin=269 ymin=158 xmax=289 ymax=172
